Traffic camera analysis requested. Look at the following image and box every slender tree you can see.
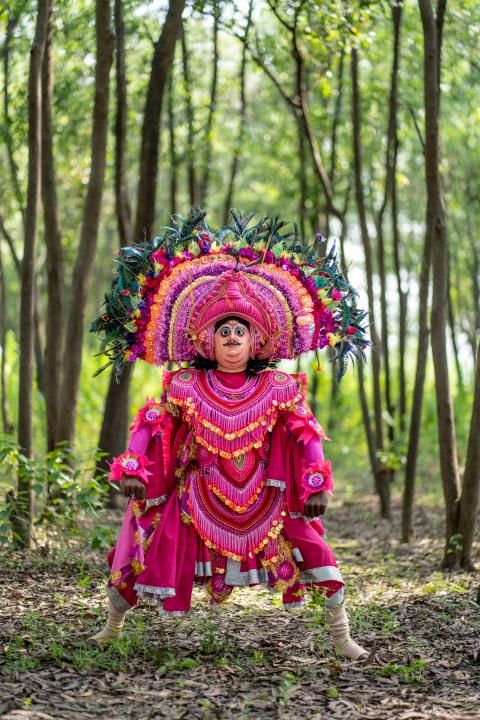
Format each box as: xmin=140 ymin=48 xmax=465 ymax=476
xmin=2 ymin=6 xmax=45 ymax=397
xmin=181 ymin=21 xmax=198 ymax=207
xmin=95 ymin=0 xmax=134 ymax=507
xmin=401 ymin=214 xmax=432 ymax=542
xmin=457 ymin=343 xmax=480 ymax=569
xmin=167 ymin=66 xmax=179 ymax=215
xmin=134 ymin=0 xmax=186 ymax=242
xmin=3 ymin=7 xmax=26 ymax=220
xmin=375 ymin=1 xmax=404 ymax=447
xmin=96 ymin=0 xmax=185 ymax=492
xmin=15 ymin=0 xmax=49 ymax=547
xmin=418 ymin=0 xmax=461 ymax=566
xmin=0 ymin=239 xmax=14 ymax=434
xmin=199 ymin=0 xmax=220 ymax=207
xmin=351 ymin=46 xmax=391 ymax=519
xmin=113 ymin=0 xmax=131 ymax=249
xmin=222 ymin=0 xmax=253 ymax=224
xmin=56 ymin=0 xmax=115 ymax=450
xmin=41 ymin=0 xmax=64 ymax=451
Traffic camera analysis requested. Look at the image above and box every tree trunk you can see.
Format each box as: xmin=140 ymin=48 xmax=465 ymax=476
xmin=167 ymin=67 xmax=178 ymax=215
xmin=15 ymin=0 xmax=49 ymax=548
xmin=418 ymin=0 xmax=461 ymax=567
xmin=0 ymin=240 xmax=14 ymax=434
xmin=358 ymin=362 xmax=378 ymax=494
xmin=113 ymin=0 xmax=131 ymax=248
xmin=95 ymin=0 xmax=133 ymax=507
xmin=222 ymin=0 xmax=253 ymax=225
xmin=96 ymin=0 xmax=185 ymax=499
xmin=199 ymin=0 xmax=220 ymax=208
xmin=0 ymin=216 xmax=21 ymax=274
xmin=181 ymin=22 xmax=198 ymax=207
xmin=401 ymin=224 xmax=432 ymax=542
xmin=470 ymin=243 xmax=480 ymax=365
xmin=3 ymin=11 xmax=46 ymax=400
xmin=97 ymin=364 xmax=133 ymax=507
xmin=297 ymin=117 xmax=307 ymax=240
xmin=375 ymin=1 xmax=403 ymax=470
xmin=447 ymin=249 xmax=463 ymax=392
xmin=41 ymin=0 xmax=65 ymax=451
xmin=56 ymin=0 xmax=114 ymax=450
xmin=134 ymin=0 xmax=185 ymax=242
xmin=457 ymin=342 xmax=480 ymax=570
xmin=326 ymin=48 xmax=345 ymax=239
xmin=392 ymin=152 xmax=408 ymax=434
xmin=3 ymin=9 xmax=25 ymax=219
xmin=351 ymin=47 xmax=391 ymax=518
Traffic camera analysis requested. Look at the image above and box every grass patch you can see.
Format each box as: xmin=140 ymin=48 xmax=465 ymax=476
xmin=377 ymin=658 xmax=428 ymax=685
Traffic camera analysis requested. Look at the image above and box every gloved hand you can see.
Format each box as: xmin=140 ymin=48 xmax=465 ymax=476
xmin=120 ymin=475 xmax=146 ymax=500
xmin=303 ymin=489 xmax=328 ymax=518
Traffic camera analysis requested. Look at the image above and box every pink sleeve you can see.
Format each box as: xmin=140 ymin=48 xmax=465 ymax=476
xmin=128 ymin=425 xmax=152 ymax=455
xmin=280 ymin=400 xmax=334 ymax=501
xmin=107 ymin=397 xmax=174 ymax=504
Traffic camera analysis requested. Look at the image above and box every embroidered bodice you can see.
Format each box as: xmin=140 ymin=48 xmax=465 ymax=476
xmin=165 ymin=368 xmax=303 ymax=458
xmin=109 ymin=368 xmax=333 ymax=562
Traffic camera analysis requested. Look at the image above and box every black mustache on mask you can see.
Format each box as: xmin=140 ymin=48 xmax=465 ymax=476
xmin=223 ymin=340 xmax=241 ymax=346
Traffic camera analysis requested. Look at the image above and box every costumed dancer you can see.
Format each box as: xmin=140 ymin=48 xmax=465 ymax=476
xmin=89 ymin=209 xmax=370 ymax=660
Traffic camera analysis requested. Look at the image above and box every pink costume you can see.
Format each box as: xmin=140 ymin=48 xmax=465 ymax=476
xmin=106 ymin=367 xmax=343 ymax=614
xmin=91 ymin=209 xmax=369 ymax=618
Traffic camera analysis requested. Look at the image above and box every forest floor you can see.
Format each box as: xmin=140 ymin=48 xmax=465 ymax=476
xmin=0 ymin=494 xmax=479 ymax=720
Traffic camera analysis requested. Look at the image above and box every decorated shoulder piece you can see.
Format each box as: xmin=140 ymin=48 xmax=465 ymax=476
xmin=107 ymin=451 xmax=153 ymax=485
xmin=90 ymin=208 xmax=369 ymax=379
xmin=129 ymin=395 xmax=168 ymax=438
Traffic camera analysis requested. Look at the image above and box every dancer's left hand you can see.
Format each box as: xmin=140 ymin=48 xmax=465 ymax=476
xmin=304 ymin=490 xmax=328 ymax=518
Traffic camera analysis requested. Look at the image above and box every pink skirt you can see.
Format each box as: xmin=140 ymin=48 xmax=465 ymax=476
xmin=107 ymin=493 xmax=344 ymax=614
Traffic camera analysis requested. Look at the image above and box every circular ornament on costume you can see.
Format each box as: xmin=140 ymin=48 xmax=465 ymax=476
xmin=211 ymin=574 xmax=227 ymax=592
xmin=178 ymin=371 xmax=193 ymax=382
xmin=273 ymin=372 xmax=289 ymax=384
xmin=307 ymin=472 xmax=324 ymax=489
xmin=293 ymin=404 xmax=307 ymax=415
xmin=121 ymin=455 xmax=140 ymax=472
xmin=144 ymin=405 xmax=162 ymax=422
xmin=277 ymin=561 xmax=294 ymax=580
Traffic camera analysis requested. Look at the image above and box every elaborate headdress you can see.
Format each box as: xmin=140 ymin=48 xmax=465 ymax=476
xmin=91 ymin=208 xmax=369 ymax=378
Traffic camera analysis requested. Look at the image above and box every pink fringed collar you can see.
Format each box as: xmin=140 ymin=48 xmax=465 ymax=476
xmin=166 ymin=369 xmax=302 ymax=459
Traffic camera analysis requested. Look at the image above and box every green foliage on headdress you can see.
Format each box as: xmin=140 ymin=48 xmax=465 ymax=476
xmin=90 ymin=207 xmax=370 ymax=379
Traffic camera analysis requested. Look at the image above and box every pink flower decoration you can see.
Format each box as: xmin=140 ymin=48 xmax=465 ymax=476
xmin=300 ymin=459 xmax=334 ymax=500
xmin=332 ymin=288 xmax=342 ymax=301
xmin=107 ymin=451 xmax=153 ymax=484
xmin=129 ymin=396 xmax=169 ymax=437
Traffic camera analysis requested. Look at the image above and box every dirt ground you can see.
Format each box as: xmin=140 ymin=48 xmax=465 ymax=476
xmin=1 ymin=494 xmax=479 ymax=720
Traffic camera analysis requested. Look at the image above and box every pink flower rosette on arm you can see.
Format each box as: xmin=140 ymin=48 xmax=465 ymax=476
xmin=107 ymin=451 xmax=154 ymax=485
xmin=277 ymin=387 xmax=335 ymax=506
xmin=129 ymin=395 xmax=167 ymax=439
xmin=300 ymin=459 xmax=334 ymax=502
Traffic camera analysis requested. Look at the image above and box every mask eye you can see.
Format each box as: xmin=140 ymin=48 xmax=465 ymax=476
xmin=235 ymin=326 xmax=246 ymax=337
xmin=219 ymin=326 xmax=231 ymax=337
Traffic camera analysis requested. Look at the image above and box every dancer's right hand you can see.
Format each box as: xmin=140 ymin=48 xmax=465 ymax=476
xmin=120 ymin=475 xmax=147 ymax=500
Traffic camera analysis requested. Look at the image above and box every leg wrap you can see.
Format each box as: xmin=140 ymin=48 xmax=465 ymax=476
xmin=89 ymin=598 xmax=127 ymax=644
xmin=326 ymin=603 xmax=368 ymax=661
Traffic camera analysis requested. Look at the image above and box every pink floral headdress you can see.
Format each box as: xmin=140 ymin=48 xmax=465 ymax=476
xmin=91 ymin=208 xmax=369 ymax=378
